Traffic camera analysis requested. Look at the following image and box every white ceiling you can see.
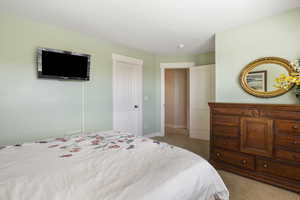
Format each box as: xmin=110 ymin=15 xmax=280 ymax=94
xmin=1 ymin=0 xmax=300 ymax=55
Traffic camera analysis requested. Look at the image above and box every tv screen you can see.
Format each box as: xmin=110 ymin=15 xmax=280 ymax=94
xmin=37 ymin=48 xmax=90 ymax=81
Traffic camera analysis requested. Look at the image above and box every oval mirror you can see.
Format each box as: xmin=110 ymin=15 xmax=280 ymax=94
xmin=240 ymin=57 xmax=295 ymax=98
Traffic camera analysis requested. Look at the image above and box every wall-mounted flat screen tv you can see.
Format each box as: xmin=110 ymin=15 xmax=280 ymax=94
xmin=37 ymin=47 xmax=90 ymax=81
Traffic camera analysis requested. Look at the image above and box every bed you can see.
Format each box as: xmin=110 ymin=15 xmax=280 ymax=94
xmin=0 ymin=131 xmax=229 ymax=200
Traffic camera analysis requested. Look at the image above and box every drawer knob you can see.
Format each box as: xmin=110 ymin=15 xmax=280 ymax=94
xmin=293 ymin=140 xmax=298 ymax=145
xmin=216 ymin=153 xmax=221 ymax=157
xmin=242 ymin=160 xmax=247 ymax=164
xmin=263 ymin=163 xmax=268 ymax=168
xmin=293 ymin=125 xmax=299 ymax=129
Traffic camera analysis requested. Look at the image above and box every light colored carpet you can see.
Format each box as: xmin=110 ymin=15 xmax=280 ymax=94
xmin=152 ymin=134 xmax=300 ymax=200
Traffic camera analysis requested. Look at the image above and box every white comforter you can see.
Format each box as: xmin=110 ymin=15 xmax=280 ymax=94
xmin=0 ymin=131 xmax=229 ymax=200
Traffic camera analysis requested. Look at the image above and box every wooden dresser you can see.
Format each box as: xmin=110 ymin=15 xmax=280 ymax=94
xmin=209 ymin=102 xmax=300 ymax=193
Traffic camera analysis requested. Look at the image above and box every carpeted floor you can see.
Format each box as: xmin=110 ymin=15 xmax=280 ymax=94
xmin=152 ymin=134 xmax=300 ymax=200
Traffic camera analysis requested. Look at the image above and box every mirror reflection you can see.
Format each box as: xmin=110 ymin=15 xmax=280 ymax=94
xmin=246 ymin=64 xmax=289 ymax=92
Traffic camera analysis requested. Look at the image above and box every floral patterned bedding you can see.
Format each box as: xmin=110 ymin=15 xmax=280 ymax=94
xmin=0 ymin=131 xmax=229 ymax=200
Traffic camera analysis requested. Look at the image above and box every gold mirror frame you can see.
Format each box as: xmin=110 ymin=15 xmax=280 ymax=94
xmin=240 ymin=57 xmax=295 ymax=98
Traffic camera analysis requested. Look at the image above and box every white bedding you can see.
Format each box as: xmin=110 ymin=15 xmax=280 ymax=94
xmin=0 ymin=131 xmax=229 ymax=200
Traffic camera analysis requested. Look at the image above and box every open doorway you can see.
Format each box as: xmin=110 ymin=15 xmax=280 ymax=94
xmin=164 ymin=68 xmax=189 ymax=136
xmin=160 ymin=63 xmax=215 ymax=140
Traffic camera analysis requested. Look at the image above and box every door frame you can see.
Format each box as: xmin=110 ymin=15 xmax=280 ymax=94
xmin=112 ymin=53 xmax=144 ymax=136
xmin=160 ymin=62 xmax=195 ymax=137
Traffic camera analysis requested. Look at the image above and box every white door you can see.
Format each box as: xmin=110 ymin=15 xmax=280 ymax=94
xmin=113 ymin=56 xmax=143 ymax=136
xmin=189 ymin=65 xmax=215 ymax=140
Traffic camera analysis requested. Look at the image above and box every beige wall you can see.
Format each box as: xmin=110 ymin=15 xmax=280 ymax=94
xmin=165 ymin=69 xmax=188 ymax=128
xmin=165 ymin=70 xmax=175 ymax=127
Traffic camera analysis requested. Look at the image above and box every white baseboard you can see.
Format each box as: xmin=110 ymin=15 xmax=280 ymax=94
xmin=144 ymin=132 xmax=162 ymax=138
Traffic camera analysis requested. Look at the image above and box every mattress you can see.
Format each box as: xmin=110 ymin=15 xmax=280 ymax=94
xmin=0 ymin=131 xmax=229 ymax=200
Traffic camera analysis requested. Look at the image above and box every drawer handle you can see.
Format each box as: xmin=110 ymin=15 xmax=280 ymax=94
xmin=216 ymin=153 xmax=221 ymax=157
xmin=263 ymin=163 xmax=268 ymax=168
xmin=251 ymin=110 xmax=259 ymax=117
xmin=241 ymin=160 xmax=247 ymax=164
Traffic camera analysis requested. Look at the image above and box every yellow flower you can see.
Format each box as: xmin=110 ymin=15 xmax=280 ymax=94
xmin=275 ymin=68 xmax=300 ymax=90
xmin=274 ymin=84 xmax=281 ymax=88
xmin=285 ymin=76 xmax=293 ymax=82
xmin=279 ymin=74 xmax=286 ymax=78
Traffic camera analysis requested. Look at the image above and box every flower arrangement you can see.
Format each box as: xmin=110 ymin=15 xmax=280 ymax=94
xmin=274 ymin=59 xmax=300 ymax=93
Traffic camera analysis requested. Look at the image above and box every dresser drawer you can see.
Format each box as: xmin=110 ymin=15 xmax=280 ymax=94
xmin=212 ymin=107 xmax=257 ymax=117
xmin=212 ymin=115 xmax=239 ymax=126
xmin=214 ymin=136 xmax=240 ymax=151
xmin=257 ymin=158 xmax=300 ymax=182
xmin=213 ymin=125 xmax=239 ymax=137
xmin=276 ymin=149 xmax=300 ymax=162
xmin=275 ymin=120 xmax=300 ymax=135
xmin=213 ymin=149 xmax=255 ymax=170
xmin=275 ymin=134 xmax=300 ymax=149
xmin=261 ymin=110 xmax=300 ymax=120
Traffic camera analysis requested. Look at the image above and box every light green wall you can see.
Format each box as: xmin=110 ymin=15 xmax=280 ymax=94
xmin=0 ymin=13 xmax=216 ymax=145
xmin=216 ymin=8 xmax=300 ymax=104
xmin=196 ymin=52 xmax=215 ymax=65
xmin=0 ymin=14 xmax=157 ymax=145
